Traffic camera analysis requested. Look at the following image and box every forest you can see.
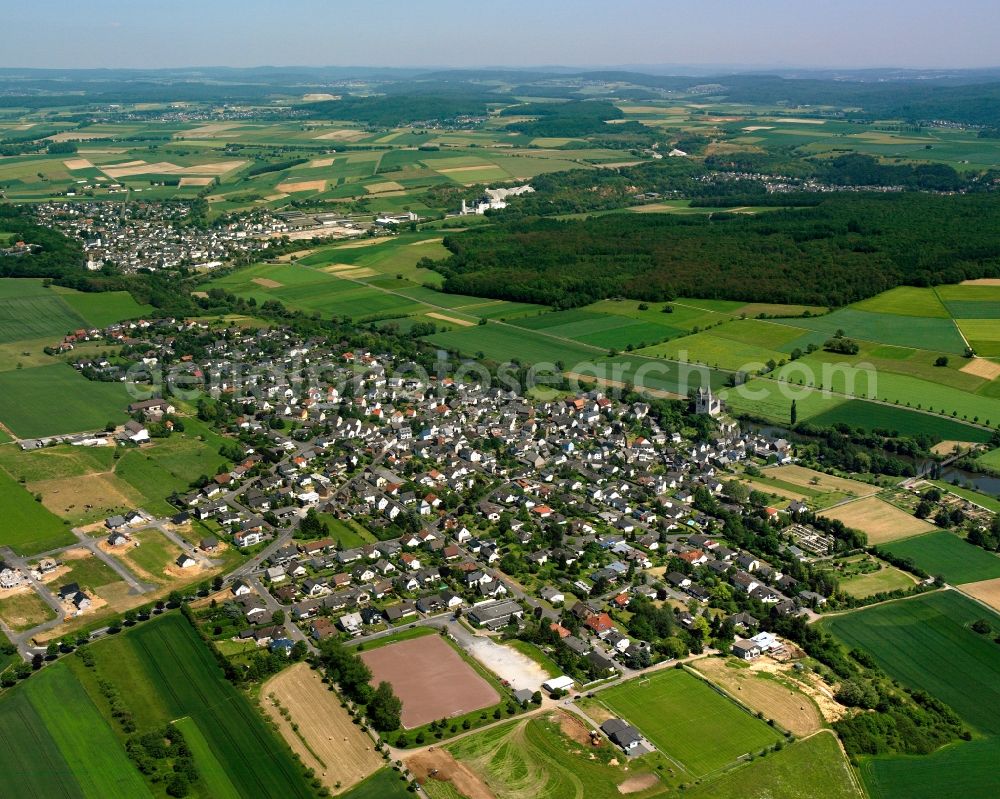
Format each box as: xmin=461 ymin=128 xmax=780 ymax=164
xmin=432 ymin=193 xmax=1000 ymax=307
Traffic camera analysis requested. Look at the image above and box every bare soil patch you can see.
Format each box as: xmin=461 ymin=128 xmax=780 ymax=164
xmin=407 ymin=747 xmax=496 ymax=799
xmin=426 ymin=312 xmax=474 ymax=327
xmin=820 ymin=496 xmax=935 ymax=545
xmin=958 ymin=577 xmax=1000 ymax=613
xmin=359 ymin=635 xmax=499 ymax=729
xmin=960 ymin=358 xmax=1000 ymax=380
xmin=558 ymin=710 xmax=596 ymax=745
xmin=261 ymin=663 xmax=382 ymax=793
xmin=277 ymin=179 xmax=327 ymax=193
xmin=961 ymin=278 xmax=1000 ymax=286
xmin=252 ymin=277 xmax=284 ymax=289
xmin=692 ymin=657 xmax=824 ymax=736
xmin=619 ymin=773 xmax=660 ymax=794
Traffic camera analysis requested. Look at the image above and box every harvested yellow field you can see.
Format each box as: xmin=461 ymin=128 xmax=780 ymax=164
xmin=408 ymin=237 xmax=443 ymax=246
xmin=820 ymin=496 xmax=936 ymax=544
xmin=178 ymin=177 xmax=215 ymax=187
xmin=181 ymin=122 xmax=240 ymax=138
xmin=960 ymin=358 xmax=1000 ymax=380
xmin=426 ymin=312 xmax=475 ymax=327
xmin=958 ymin=577 xmax=1000 ymax=612
xmin=302 ymin=93 xmax=339 ymax=102
xmin=765 ymin=465 xmax=878 ymax=497
xmin=276 ymin=179 xmax=326 ymax=193
xmin=326 ymin=266 xmax=377 ymax=279
xmin=766 ymin=117 xmax=826 ymax=124
xmin=436 ymin=164 xmax=499 ymax=174
xmin=63 ymin=158 xmax=94 ymax=170
xmin=693 ymin=658 xmax=825 ymax=736
xmin=102 ymin=159 xmax=246 ymax=178
xmin=313 ymin=129 xmax=367 ymax=142
xmin=261 ymin=663 xmax=382 ymax=793
xmin=365 ymin=181 xmax=405 ymax=193
xmin=742 ymin=125 xmax=775 ymax=131
xmin=961 ymin=278 xmax=1000 ymax=286
xmin=252 ymin=277 xmax=283 ymax=288
xmin=562 ymin=372 xmax=683 ymax=399
xmin=930 ymin=440 xmax=979 ymax=456
xmin=29 ymin=473 xmax=141 ymax=519
xmin=307 ymin=157 xmax=336 ymax=168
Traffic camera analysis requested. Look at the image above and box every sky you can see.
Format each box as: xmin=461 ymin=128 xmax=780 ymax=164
xmin=3 ymin=0 xmax=998 ymax=71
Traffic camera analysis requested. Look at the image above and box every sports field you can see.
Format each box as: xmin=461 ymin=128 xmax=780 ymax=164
xmin=820 ymin=497 xmax=936 ymax=545
xmin=597 ymin=668 xmax=783 ymax=778
xmin=882 ymin=531 xmax=1000 ymax=584
xmin=824 ymin=591 xmax=1000 ymax=736
xmin=359 ymin=635 xmax=499 ymax=729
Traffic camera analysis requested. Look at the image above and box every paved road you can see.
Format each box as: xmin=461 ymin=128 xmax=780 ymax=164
xmin=71 ymin=530 xmax=156 ymax=593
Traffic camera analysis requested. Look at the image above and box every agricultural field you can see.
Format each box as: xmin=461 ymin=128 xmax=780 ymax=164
xmin=0 ymin=364 xmax=128 ymax=438
xmin=0 ymin=467 xmax=76 ymax=554
xmin=0 ymin=279 xmax=150 ymax=344
xmin=882 ymin=531 xmax=1000 ymax=584
xmin=260 ymin=662 xmax=383 ymax=794
xmin=820 ymin=496 xmax=936 ymax=545
xmin=824 ymin=591 xmax=1000 ymax=736
xmin=0 ymin=660 xmax=152 ymax=799
xmin=72 ymin=612 xmax=314 ymax=798
xmin=824 ymin=591 xmax=1000 ymax=799
xmin=596 ymin=668 xmax=783 ymax=779
xmin=442 ymin=712 xmax=669 ymax=799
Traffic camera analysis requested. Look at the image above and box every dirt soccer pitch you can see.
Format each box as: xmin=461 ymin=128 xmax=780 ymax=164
xmin=359 ymin=634 xmax=500 ymax=729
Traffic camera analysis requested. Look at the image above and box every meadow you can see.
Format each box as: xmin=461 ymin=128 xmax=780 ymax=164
xmin=340 ymin=768 xmax=413 ymax=799
xmin=682 ymin=732 xmax=862 ymax=799
xmin=881 ymin=531 xmax=1000 ymax=585
xmin=446 ymin=712 xmax=667 ymax=799
xmin=0 ymin=364 xmax=128 ymax=438
xmin=0 ymin=467 xmax=76 ymax=554
xmin=596 ymin=668 xmax=783 ymax=778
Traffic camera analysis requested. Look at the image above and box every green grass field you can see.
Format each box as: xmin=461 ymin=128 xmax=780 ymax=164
xmin=882 ymin=531 xmax=1000 ymax=585
xmin=0 ymin=364 xmax=128 ymax=438
xmin=824 ymin=591 xmax=1000 ymax=735
xmin=0 ymin=468 xmax=75 ymax=554
xmin=838 ymin=565 xmax=917 ymax=599
xmin=80 ymin=613 xmax=313 ymax=798
xmin=860 ymin=736 xmax=1000 ymax=799
xmin=319 ymin=515 xmax=375 ymax=548
xmin=683 ymin=732 xmax=862 ymax=799
xmin=447 ymin=713 xmax=666 ymax=799
xmin=340 ymin=768 xmax=413 ymax=799
xmin=808 ymin=401 xmax=994 ymax=441
xmin=597 ymin=668 xmax=782 ymax=778
xmin=23 ymin=663 xmax=152 ymax=799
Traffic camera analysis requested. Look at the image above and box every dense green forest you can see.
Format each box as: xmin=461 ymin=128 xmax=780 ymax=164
xmin=432 ymin=193 xmax=1000 ymax=307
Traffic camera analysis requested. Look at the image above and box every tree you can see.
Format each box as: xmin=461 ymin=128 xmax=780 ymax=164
xmin=367 ymin=681 xmax=403 ymax=732
xmin=271 ymin=609 xmax=286 ymax=625
xmin=935 ymin=356 xmax=949 ymax=367
xmin=790 ymin=399 xmax=797 ymax=426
